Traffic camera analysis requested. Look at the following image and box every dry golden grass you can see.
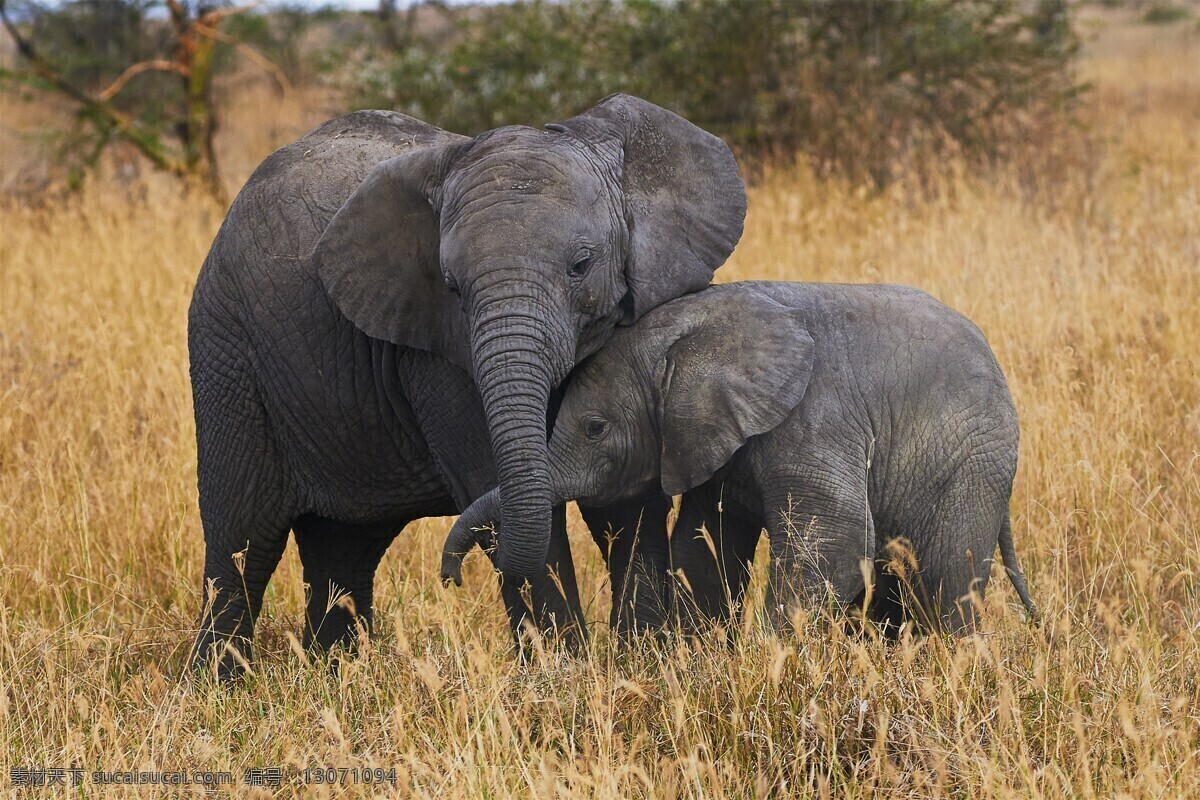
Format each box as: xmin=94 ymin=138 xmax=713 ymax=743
xmin=1 ymin=13 xmax=1197 ymax=799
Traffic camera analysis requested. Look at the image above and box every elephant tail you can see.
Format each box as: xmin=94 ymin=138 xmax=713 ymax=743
xmin=998 ymin=514 xmax=1038 ymax=622
xmin=441 ymin=490 xmax=501 ymax=587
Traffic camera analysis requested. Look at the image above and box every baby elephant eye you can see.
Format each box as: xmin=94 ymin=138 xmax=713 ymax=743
xmin=443 ymin=272 xmax=460 ymax=296
xmin=584 ymin=417 xmax=608 ymax=440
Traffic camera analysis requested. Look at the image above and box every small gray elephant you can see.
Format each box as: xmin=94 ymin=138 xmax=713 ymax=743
xmin=442 ymin=281 xmax=1036 ymax=633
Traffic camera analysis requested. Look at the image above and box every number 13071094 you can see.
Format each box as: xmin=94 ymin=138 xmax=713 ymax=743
xmin=302 ymin=767 xmax=398 ymax=786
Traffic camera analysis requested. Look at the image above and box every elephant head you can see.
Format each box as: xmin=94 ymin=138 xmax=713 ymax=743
xmin=440 ymin=285 xmax=815 ymax=586
xmin=313 ymin=95 xmax=746 ymax=581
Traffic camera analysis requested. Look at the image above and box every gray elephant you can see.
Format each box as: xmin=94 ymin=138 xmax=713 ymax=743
xmin=187 ymin=94 xmax=746 ymax=675
xmin=441 ymin=281 xmax=1036 ymax=633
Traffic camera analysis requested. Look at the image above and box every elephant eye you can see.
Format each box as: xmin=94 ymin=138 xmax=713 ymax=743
xmin=569 ymin=254 xmax=592 ymax=277
xmin=443 ymin=273 xmax=460 ymax=296
xmin=584 ymin=417 xmax=608 ymax=440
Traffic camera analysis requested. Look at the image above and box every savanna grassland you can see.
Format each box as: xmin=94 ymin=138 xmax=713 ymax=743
xmin=1 ymin=10 xmax=1198 ymax=799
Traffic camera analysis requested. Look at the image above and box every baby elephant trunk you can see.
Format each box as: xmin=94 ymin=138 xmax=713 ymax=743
xmin=441 ymin=488 xmax=501 ymax=586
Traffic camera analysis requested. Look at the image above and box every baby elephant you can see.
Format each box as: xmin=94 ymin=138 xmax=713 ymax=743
xmin=443 ymin=281 xmax=1036 ymax=634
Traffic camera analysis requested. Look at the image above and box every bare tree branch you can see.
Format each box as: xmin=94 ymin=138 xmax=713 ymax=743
xmin=164 ymin=0 xmax=186 ymax=25
xmin=97 ymin=59 xmax=189 ymax=101
xmin=194 ymin=22 xmax=293 ymax=99
xmin=203 ymin=2 xmax=263 ymax=26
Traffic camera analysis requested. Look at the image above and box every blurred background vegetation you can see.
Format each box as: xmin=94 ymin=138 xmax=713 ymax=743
xmin=342 ymin=0 xmax=1083 ymax=185
xmin=3 ymin=0 xmax=1190 ymax=196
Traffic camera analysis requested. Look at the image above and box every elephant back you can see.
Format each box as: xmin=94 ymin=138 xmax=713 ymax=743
xmin=210 ymin=111 xmax=467 ymax=273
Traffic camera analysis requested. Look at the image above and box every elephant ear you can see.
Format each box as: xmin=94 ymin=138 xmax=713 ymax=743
xmin=655 ymin=288 xmax=815 ymax=497
xmin=313 ymin=139 xmax=474 ymax=372
xmin=550 ymin=94 xmax=747 ymax=320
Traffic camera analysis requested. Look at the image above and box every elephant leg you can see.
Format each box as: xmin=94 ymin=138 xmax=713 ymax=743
xmin=885 ymin=467 xmax=1006 ymax=635
xmin=866 ymin=564 xmax=909 ymax=639
xmin=499 ymin=502 xmax=588 ymax=657
xmin=191 ymin=514 xmax=291 ymax=679
xmin=579 ymin=488 xmax=672 ymax=638
xmin=763 ymin=480 xmax=873 ymax=634
xmin=670 ymin=479 xmax=762 ymax=635
xmin=189 ymin=370 xmax=294 ymax=679
xmin=293 ymin=515 xmax=402 ymax=653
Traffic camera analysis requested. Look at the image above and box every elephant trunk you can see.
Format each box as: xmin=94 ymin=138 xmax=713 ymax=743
xmin=470 ymin=281 xmax=570 ymax=583
xmin=440 ymin=487 xmax=500 ymax=586
xmin=441 ymin=447 xmax=585 ymax=586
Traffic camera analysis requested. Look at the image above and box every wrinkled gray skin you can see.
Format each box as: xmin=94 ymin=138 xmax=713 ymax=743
xmin=442 ymin=282 xmax=1037 ymax=634
xmin=187 ymin=94 xmax=746 ymax=676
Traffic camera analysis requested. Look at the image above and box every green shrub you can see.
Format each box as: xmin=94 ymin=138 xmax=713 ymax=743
xmin=333 ymin=0 xmax=1083 ymax=184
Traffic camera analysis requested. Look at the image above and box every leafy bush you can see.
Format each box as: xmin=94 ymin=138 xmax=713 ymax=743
xmin=334 ymin=0 xmax=1083 ymax=184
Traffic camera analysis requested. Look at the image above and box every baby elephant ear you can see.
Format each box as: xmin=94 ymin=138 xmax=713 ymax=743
xmin=551 ymin=94 xmax=747 ymax=320
xmin=657 ymin=288 xmax=815 ymax=497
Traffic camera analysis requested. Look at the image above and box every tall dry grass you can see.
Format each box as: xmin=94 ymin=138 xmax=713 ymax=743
xmin=1 ymin=12 xmax=1197 ymax=798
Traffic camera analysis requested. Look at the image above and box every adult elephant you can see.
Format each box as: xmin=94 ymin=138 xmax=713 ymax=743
xmin=187 ymin=94 xmax=746 ymax=675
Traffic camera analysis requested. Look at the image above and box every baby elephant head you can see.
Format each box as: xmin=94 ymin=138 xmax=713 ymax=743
xmin=441 ymin=285 xmax=816 ymax=584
